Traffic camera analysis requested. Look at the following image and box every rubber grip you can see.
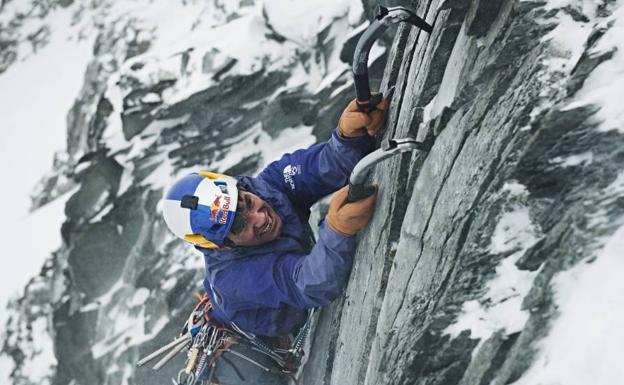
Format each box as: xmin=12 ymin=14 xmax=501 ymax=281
xmin=356 ymin=92 xmax=384 ymax=113
xmin=347 ymin=182 xmax=376 ymax=203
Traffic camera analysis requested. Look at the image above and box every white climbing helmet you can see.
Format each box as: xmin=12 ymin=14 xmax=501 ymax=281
xmin=162 ymin=171 xmax=238 ymax=249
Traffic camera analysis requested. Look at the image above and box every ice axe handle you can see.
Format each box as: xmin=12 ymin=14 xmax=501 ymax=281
xmin=347 ymin=182 xmax=376 ymax=203
xmin=355 ymin=89 xmax=383 ymax=113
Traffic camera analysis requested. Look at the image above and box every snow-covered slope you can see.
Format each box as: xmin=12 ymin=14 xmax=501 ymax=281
xmin=2 ymin=0 xmax=624 ymax=384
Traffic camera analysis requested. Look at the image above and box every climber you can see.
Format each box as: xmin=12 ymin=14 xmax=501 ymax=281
xmin=161 ymin=96 xmax=387 ymax=382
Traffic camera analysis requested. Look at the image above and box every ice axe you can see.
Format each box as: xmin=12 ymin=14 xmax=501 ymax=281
xmin=348 ymin=137 xmax=431 ymax=201
xmin=347 ymin=5 xmax=433 ymax=202
xmin=352 ymin=5 xmax=432 ymax=112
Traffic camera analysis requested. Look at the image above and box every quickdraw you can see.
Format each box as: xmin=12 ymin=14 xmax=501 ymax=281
xmin=137 ymin=292 xmax=315 ymax=385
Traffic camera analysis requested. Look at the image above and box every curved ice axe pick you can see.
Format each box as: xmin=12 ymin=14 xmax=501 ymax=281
xmin=347 ymin=138 xmax=431 ymax=202
xmin=352 ymin=5 xmax=433 ymax=112
xmin=347 ymin=5 xmax=433 ymax=202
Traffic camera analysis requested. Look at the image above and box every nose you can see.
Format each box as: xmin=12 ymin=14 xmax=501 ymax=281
xmin=246 ymin=202 xmax=265 ymax=228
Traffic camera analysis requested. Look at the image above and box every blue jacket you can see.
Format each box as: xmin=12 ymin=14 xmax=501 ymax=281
xmin=198 ymin=129 xmax=374 ymax=336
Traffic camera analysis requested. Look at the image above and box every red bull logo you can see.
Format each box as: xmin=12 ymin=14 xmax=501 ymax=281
xmin=209 ymin=196 xmax=222 ymax=221
xmin=209 ymin=195 xmax=232 ymax=225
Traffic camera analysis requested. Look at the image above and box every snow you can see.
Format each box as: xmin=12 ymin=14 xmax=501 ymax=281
xmin=566 ymin=4 xmax=624 ymax=133
xmin=505 ymin=3 xmax=624 ymax=380
xmin=89 ymin=203 xmax=114 ymax=223
xmin=0 ymin=186 xmax=77 ymax=330
xmin=90 ymin=282 xmax=168 ymax=360
xmin=550 ymin=151 xmax=594 ymax=167
xmin=445 ymin=181 xmax=541 ymax=341
xmin=0 ymin=6 xmax=93 ymax=318
xmin=511 ymin=223 xmax=624 ymax=385
xmin=18 ymin=317 xmax=56 ymax=383
xmin=258 ymin=125 xmax=317 ymax=169
xmin=263 ymin=0 xmax=353 ymax=46
xmin=540 ymin=13 xmax=591 ymax=69
xmin=0 ymin=355 xmax=12 ymax=385
xmin=114 ymin=11 xmax=295 ymax=109
xmin=422 ymin=95 xmax=437 ymax=123
xmin=536 ymin=1 xmax=624 ymax=134
xmin=131 ymin=288 xmax=150 ymax=306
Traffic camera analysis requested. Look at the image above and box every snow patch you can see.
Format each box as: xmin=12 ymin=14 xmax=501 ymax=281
xmin=511 ymin=223 xmax=624 ymax=385
xmin=263 ymin=0 xmax=351 ymax=46
xmin=540 ymin=13 xmax=591 ymax=70
xmin=131 ymin=288 xmax=150 ymax=307
xmin=258 ymin=125 xmax=317 ymax=170
xmin=18 ymin=317 xmax=56 ymax=384
xmin=91 ymin=284 xmax=168 ymax=360
xmin=0 ymin=187 xmax=77 ymax=327
xmin=567 ymin=4 xmax=624 ymax=133
xmin=0 ymin=3 xmax=92 ymax=324
xmin=445 ymin=181 xmax=541 ymax=340
xmin=89 ymin=203 xmax=114 ymax=224
xmin=550 ymin=151 xmax=594 ymax=167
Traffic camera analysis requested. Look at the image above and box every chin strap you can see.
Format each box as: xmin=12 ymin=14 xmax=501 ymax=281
xmin=184 ymin=234 xmax=220 ymax=249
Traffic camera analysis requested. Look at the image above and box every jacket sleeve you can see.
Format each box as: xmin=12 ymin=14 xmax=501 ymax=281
xmin=214 ymin=221 xmax=356 ymax=311
xmin=257 ymin=128 xmax=375 ymax=211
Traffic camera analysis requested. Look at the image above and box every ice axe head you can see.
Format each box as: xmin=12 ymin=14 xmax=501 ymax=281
xmin=353 ymin=4 xmax=432 ymax=112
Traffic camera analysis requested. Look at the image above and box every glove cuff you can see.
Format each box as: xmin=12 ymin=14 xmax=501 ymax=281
xmin=325 ymin=215 xmax=356 ymax=237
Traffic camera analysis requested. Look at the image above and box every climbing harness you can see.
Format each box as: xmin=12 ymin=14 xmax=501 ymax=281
xmin=347 ymin=5 xmax=434 ymax=202
xmin=137 ymin=293 xmax=314 ymax=385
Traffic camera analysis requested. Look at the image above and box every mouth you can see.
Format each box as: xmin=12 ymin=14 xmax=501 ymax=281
xmin=258 ymin=208 xmax=274 ymax=236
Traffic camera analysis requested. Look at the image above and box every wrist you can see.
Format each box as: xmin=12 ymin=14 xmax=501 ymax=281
xmin=325 ymin=217 xmax=356 ymax=238
xmin=338 ymin=126 xmax=366 ymax=138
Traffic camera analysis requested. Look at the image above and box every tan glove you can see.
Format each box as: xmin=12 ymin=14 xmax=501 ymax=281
xmin=326 ymin=185 xmax=378 ymax=237
xmin=338 ymin=95 xmax=389 ymax=138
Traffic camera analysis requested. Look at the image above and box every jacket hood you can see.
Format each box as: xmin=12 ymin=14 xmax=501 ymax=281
xmin=200 ymin=175 xmax=315 ymax=279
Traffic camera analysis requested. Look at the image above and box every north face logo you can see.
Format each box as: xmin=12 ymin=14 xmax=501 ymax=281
xmin=283 ymin=165 xmax=301 ymax=190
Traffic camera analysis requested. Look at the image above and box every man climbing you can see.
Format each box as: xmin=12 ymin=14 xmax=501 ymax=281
xmin=161 ymin=96 xmax=387 ymax=383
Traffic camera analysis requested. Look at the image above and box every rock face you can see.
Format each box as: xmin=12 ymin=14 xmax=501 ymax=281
xmin=2 ymin=0 xmax=624 ymax=385
xmin=302 ymin=1 xmax=624 ymax=385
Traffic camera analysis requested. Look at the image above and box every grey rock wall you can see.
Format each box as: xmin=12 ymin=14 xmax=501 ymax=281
xmin=302 ymin=0 xmax=624 ymax=384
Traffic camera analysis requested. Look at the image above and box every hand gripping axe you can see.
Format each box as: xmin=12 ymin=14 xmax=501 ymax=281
xmin=347 ymin=5 xmax=433 ymax=202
